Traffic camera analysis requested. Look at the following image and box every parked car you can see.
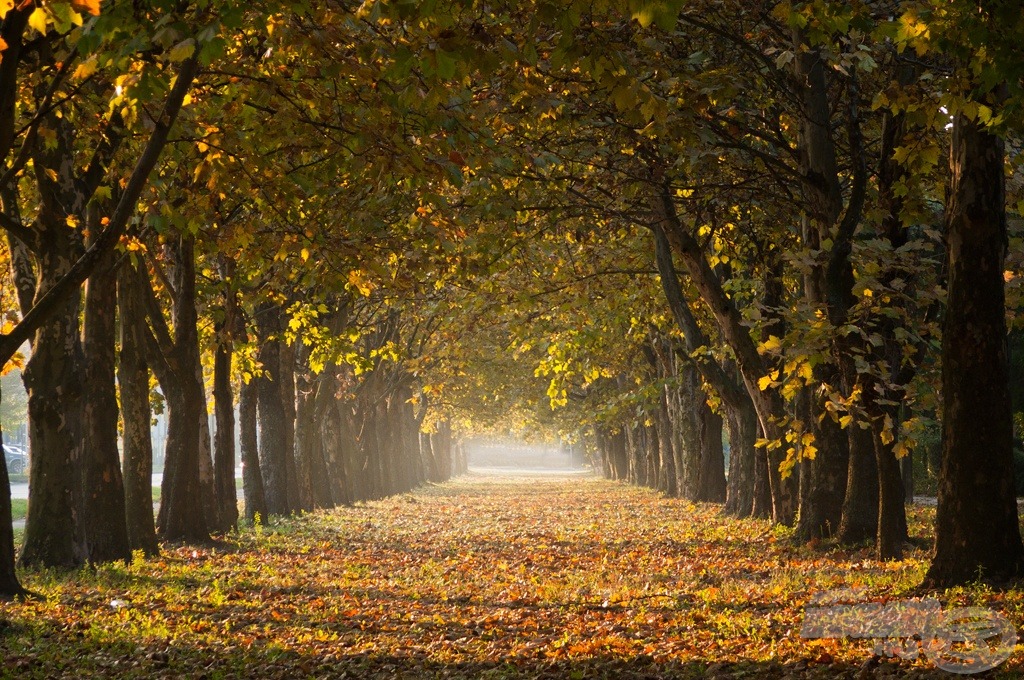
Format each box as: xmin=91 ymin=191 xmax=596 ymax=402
xmin=3 ymin=445 xmax=27 ymax=475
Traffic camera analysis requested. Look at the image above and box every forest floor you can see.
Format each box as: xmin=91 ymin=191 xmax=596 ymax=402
xmin=1 ymin=472 xmax=1021 ymax=678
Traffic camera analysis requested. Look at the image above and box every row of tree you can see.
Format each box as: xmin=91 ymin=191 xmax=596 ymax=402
xmin=0 ymin=0 xmax=1022 ymax=598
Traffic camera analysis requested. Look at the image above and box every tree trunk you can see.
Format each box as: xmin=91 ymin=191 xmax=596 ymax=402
xmin=151 ymin=236 xmax=208 ymax=543
xmin=196 ymin=389 xmax=217 ymax=530
xmin=795 ymin=385 xmax=849 ymax=542
xmin=875 ymin=421 xmax=908 ymax=560
xmin=256 ymin=302 xmax=291 ymax=516
xmin=0 ymin=382 xmax=27 ymax=597
xmin=925 ymin=112 xmax=1023 ymax=585
xmin=279 ymin=339 xmax=301 ymax=511
xmin=838 ymin=425 xmax=878 ymax=544
xmin=80 ymin=240 xmax=130 ymax=564
xmin=292 ymin=343 xmax=317 ymax=511
xmin=19 ymin=121 xmax=87 ymax=568
xmin=118 ymin=261 xmax=158 ymax=556
xmin=325 ymin=400 xmax=353 ymax=505
xmin=20 ymin=252 xmax=84 ymax=569
xmin=751 ymin=425 xmax=773 ymax=519
xmin=901 ymin=449 xmax=913 ymax=504
xmin=724 ymin=396 xmax=757 ymax=517
xmin=696 ymin=401 xmax=727 ymax=503
xmin=653 ymin=199 xmax=795 ymax=523
xmin=656 ymin=391 xmax=677 ymax=496
xmin=212 ymin=318 xmax=238 ymax=532
xmin=239 ymin=377 xmax=267 ymax=523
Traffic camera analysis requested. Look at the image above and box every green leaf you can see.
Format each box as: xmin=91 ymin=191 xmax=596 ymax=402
xmin=436 ymin=50 xmax=456 ymax=80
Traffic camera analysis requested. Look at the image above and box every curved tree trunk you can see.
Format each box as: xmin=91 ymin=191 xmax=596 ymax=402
xmin=652 ymin=194 xmax=795 ymax=524
xmin=149 ymin=236 xmax=208 ymax=543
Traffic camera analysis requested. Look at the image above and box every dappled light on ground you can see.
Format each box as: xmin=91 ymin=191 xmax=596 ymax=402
xmin=1 ymin=475 xmax=1019 ymax=678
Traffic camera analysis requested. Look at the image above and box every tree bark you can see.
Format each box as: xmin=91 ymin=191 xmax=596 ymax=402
xmin=239 ymin=377 xmax=267 ymax=524
xmin=196 ymin=388 xmax=217 ymax=530
xmin=696 ymin=401 xmax=727 ymax=503
xmin=149 ymin=236 xmax=207 ymax=543
xmin=212 ymin=314 xmax=238 ymax=532
xmin=724 ymin=394 xmax=757 ymax=517
xmin=279 ymin=338 xmax=301 ymax=511
xmin=118 ymin=259 xmax=158 ymax=556
xmin=19 ymin=117 xmax=86 ymax=570
xmin=875 ymin=422 xmax=908 ymax=560
xmin=795 ymin=385 xmax=849 ymax=542
xmin=0 ymin=381 xmax=27 ymax=597
xmin=656 ymin=388 xmax=677 ymax=496
xmin=256 ymin=301 xmax=291 ymax=516
xmin=293 ymin=346 xmax=319 ymax=511
xmin=838 ymin=425 xmax=878 ymax=544
xmin=80 ymin=237 xmax=130 ymax=564
xmin=925 ymin=111 xmax=1023 ymax=585
xmin=651 ymin=190 xmax=795 ymax=523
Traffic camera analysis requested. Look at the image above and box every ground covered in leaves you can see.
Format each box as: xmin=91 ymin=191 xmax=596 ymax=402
xmin=1 ymin=472 xmax=1021 ymax=678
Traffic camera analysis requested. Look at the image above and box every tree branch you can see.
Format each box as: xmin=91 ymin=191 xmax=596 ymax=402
xmin=0 ymin=55 xmax=201 ymax=367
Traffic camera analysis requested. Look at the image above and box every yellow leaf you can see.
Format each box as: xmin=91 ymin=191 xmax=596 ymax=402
xmin=74 ymin=57 xmax=98 ymax=80
xmin=300 ymin=248 xmax=310 ymax=262
xmin=0 ymin=0 xmax=13 ymax=22
xmin=880 ymin=414 xmax=895 ymax=445
xmin=839 ymin=415 xmax=853 ymax=429
xmin=2 ymin=351 xmax=24 ymax=376
xmin=347 ymin=269 xmax=373 ymax=296
xmin=798 ymin=362 xmax=813 ymax=381
xmin=758 ymin=335 xmax=781 ymax=354
xmin=758 ymin=375 xmax=772 ymax=391
xmin=29 ymin=7 xmax=49 ymax=35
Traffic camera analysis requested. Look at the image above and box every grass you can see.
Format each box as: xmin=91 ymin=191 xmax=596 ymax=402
xmin=0 ymin=474 xmax=1021 ymax=678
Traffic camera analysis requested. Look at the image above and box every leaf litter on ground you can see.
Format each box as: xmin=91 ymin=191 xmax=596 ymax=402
xmin=1 ymin=472 xmax=1021 ymax=678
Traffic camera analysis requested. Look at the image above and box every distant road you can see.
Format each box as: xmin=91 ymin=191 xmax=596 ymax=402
xmin=9 ymin=468 xmax=243 ymax=501
xmin=466 ymin=466 xmax=595 ymax=477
